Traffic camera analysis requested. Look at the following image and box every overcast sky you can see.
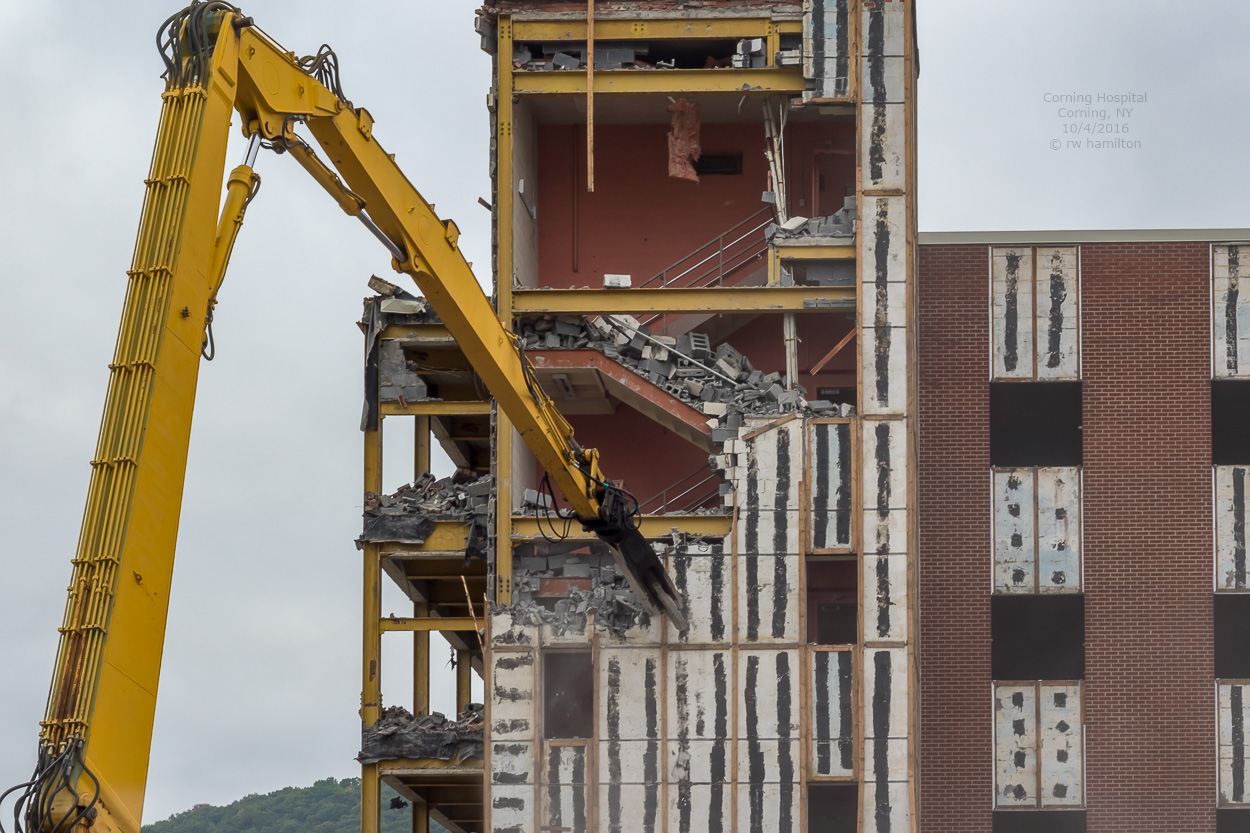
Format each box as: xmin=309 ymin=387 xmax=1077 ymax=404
xmin=2 ymin=0 xmax=1249 ymax=825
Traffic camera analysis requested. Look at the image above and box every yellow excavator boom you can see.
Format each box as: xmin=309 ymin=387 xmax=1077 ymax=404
xmin=11 ymin=6 xmax=682 ymax=833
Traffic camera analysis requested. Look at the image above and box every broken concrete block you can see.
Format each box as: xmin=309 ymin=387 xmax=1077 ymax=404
xmin=603 ymin=274 xmax=632 ymax=288
xmin=552 ymin=52 xmax=580 ymax=70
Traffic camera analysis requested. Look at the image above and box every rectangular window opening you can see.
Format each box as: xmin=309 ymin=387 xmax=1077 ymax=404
xmin=694 ymin=153 xmax=744 ymax=176
xmin=807 ymin=783 xmax=857 ymax=831
xmin=990 ymin=382 xmax=1082 ymax=468
xmin=807 ymin=557 xmax=857 ymax=644
xmin=991 ymin=595 xmax=1085 ymax=681
xmin=1214 ymin=381 xmax=1250 ymax=465
xmin=543 ymin=650 xmax=593 ymax=739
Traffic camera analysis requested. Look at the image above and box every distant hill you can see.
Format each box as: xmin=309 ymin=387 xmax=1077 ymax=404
xmin=141 ymin=777 xmax=449 ymax=833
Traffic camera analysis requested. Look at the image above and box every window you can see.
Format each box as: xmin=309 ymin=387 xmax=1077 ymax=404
xmin=989 ymin=383 xmax=1082 ymax=467
xmin=1214 ymin=382 xmax=1250 ymax=465
xmin=693 ymin=153 xmax=743 ymax=176
xmin=807 ymin=783 xmax=857 ymax=829
xmin=991 ymin=595 xmax=1084 ymax=681
xmin=991 ymin=246 xmax=1080 ymax=381
xmin=543 ymin=651 xmax=593 ymax=739
xmin=994 ymin=682 xmax=1084 ymax=809
xmin=993 ymin=467 xmax=1081 ymax=593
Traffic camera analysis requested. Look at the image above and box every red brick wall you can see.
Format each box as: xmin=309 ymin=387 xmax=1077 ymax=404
xmin=917 ymin=243 xmax=993 ymax=832
xmin=917 ymin=241 xmax=1216 ymax=832
xmin=1080 ymin=241 xmax=1213 ymax=831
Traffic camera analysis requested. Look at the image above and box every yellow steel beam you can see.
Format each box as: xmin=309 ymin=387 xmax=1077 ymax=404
xmin=380 ymin=324 xmax=454 ymax=340
xmin=512 ymin=18 xmax=775 ymax=41
xmin=513 ymin=67 xmax=805 ymax=96
xmin=380 ymin=524 xmax=478 ymax=555
xmin=775 ymin=243 xmax=858 ymax=260
xmin=495 ymin=16 xmax=516 ymax=607
xmin=378 ymin=758 xmax=485 ymax=774
xmin=380 ymin=400 xmax=491 ymax=417
xmin=381 ymin=617 xmax=481 ymax=633
xmin=511 ymin=285 xmax=855 ymax=314
xmin=511 ymin=513 xmax=732 ymax=540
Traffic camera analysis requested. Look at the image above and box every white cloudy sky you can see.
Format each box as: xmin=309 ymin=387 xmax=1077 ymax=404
xmin=2 ymin=0 xmax=1249 ymax=825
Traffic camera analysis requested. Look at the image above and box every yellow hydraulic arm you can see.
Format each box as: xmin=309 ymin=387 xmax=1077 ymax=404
xmin=7 ymin=5 xmax=682 ymax=833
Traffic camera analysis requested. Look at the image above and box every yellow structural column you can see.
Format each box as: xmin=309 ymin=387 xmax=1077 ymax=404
xmin=456 ymin=650 xmax=472 ymax=714
xmin=413 ymin=416 xmax=431 ymax=718
xmin=362 ymin=422 xmax=383 ymax=833
xmin=494 ymin=15 xmax=515 ymax=605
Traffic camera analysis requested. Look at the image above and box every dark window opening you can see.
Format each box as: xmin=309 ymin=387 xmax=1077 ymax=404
xmin=807 ymin=558 xmax=857 ymax=644
xmin=990 ymin=382 xmax=1082 ymax=467
xmin=992 ymin=595 xmax=1085 ymax=681
xmin=1219 ymin=808 xmax=1250 ymax=832
xmin=543 ymin=651 xmax=593 ymax=739
xmin=993 ymin=810 xmax=1087 ymax=833
xmin=1214 ymin=381 xmax=1250 ymax=465
xmin=1216 ymin=595 xmax=1250 ymax=678
xmin=808 ymin=783 xmax=857 ymax=831
xmin=694 ymin=154 xmax=743 ymax=176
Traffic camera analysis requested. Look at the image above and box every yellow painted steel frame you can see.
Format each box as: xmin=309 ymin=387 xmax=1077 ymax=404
xmin=34 ymin=8 xmax=670 ymax=833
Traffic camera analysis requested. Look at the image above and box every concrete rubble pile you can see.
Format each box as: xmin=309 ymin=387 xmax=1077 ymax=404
xmin=766 ymin=197 xmax=858 ymax=242
xmin=495 ymin=543 xmax=655 ymax=638
xmin=515 ymin=313 xmax=855 ymax=442
xmin=358 ymin=703 xmax=484 ymax=764
xmin=361 ymin=471 xmax=492 ymax=555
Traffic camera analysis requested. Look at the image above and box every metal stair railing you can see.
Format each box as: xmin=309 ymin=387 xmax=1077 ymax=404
xmin=637 ymin=464 xmax=725 ymax=515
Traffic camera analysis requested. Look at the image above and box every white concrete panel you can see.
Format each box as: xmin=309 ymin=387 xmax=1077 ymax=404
xmin=667 ymin=783 xmax=732 ymax=833
xmin=737 ymin=509 xmax=803 ymax=555
xmin=862 ymin=419 xmax=908 ymax=511
xmin=746 ymin=420 xmax=805 ymax=507
xmin=543 ymin=748 xmax=589 ymax=833
xmin=668 ymin=544 xmax=732 ymax=643
xmin=862 ymin=55 xmax=905 ymax=104
xmin=860 ymin=326 xmax=908 ymax=416
xmin=1214 ymin=245 xmax=1250 ymax=378
xmin=860 ymin=102 xmax=906 ymax=191
xmin=863 ymin=508 xmax=907 ymax=557
xmin=863 ymin=552 xmax=907 ymax=642
xmin=994 ymin=684 xmax=1037 ymax=807
xmin=863 ymin=648 xmax=908 ymax=738
xmin=601 ymin=739 xmax=660 ymax=786
xmin=1034 ymin=247 xmax=1080 ymax=380
xmin=491 ymin=651 xmax=536 ymax=740
xmin=737 ymin=555 xmax=801 ymax=643
xmin=738 ymin=649 xmax=801 ymax=740
xmin=490 ymin=784 xmax=536 ymax=833
xmin=1037 ymin=467 xmax=1081 ymax=592
xmin=1216 ymin=466 xmax=1250 ymax=591
xmin=810 ymin=649 xmax=855 ymax=777
xmin=802 ymin=0 xmax=850 ymax=100
xmin=810 ymin=422 xmax=853 ymax=549
xmin=668 ymin=738 xmax=732 ymax=784
xmin=493 ymin=741 xmax=536 ymax=786
xmin=860 ymin=0 xmax=906 ymax=57
xmin=667 ymin=650 xmax=733 ymax=741
xmin=992 ymin=248 xmax=1035 ymax=380
xmin=492 ymin=609 xmax=536 ymax=647
xmin=860 ymin=196 xmax=908 ymax=286
xmin=600 ymin=784 xmax=663 ymax=833
xmin=599 ymin=648 xmax=662 ymax=741
xmin=540 ymin=618 xmax=590 ymax=645
xmin=861 ymin=781 xmax=910 ymax=833
xmin=1219 ymin=682 xmax=1250 ymax=805
xmin=994 ymin=469 xmax=1036 ymax=593
xmin=862 ymin=738 xmax=909 ymax=786
xmin=736 ymin=739 xmax=801 ymax=783
xmin=1038 ymin=684 xmax=1082 ymax=807
xmin=736 ymin=782 xmax=801 ymax=833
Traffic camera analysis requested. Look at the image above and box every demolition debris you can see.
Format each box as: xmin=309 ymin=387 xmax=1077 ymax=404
xmin=361 ymin=470 xmax=492 ymax=557
xmin=358 ymin=704 xmax=484 ymax=764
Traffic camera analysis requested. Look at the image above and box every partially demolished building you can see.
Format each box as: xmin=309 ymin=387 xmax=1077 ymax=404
xmin=355 ymin=3 xmax=1250 ymax=833
xmin=357 ymin=2 xmax=915 ymax=832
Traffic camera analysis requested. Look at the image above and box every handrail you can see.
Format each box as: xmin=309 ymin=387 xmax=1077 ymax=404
xmin=638 ymin=465 xmax=724 ymax=514
xmin=637 ymin=207 xmax=774 ymax=290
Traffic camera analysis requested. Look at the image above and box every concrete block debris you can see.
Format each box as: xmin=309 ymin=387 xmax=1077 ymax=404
xmin=358 ymin=703 xmax=484 ymax=764
xmin=360 ymin=470 xmax=492 ymax=550
xmin=767 ymin=203 xmax=856 ymax=241
xmin=515 ymin=314 xmax=853 ymax=449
